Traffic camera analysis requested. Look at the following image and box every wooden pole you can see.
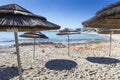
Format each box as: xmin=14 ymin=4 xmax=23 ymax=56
xmin=33 ymin=38 xmax=36 ymax=59
xmin=68 ymin=35 xmax=70 ymax=56
xmin=109 ymin=31 xmax=112 ymax=56
xmin=14 ymin=32 xmax=22 ymax=80
xmin=39 ymin=39 xmax=40 ymax=47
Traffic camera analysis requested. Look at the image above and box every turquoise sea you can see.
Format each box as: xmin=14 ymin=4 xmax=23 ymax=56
xmin=0 ymin=31 xmax=108 ymax=47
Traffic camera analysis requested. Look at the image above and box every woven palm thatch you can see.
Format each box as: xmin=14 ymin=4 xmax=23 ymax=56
xmin=98 ymin=30 xmax=120 ymax=34
xmin=97 ymin=29 xmax=120 ymax=34
xmin=19 ymin=32 xmax=48 ymax=38
xmin=57 ymin=28 xmax=81 ymax=35
xmin=82 ymin=1 xmax=120 ymax=29
xmin=57 ymin=31 xmax=81 ymax=35
xmin=0 ymin=3 xmax=60 ymax=31
xmin=59 ymin=28 xmax=75 ymax=32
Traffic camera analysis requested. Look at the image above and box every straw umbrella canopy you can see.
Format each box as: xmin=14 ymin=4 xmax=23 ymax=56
xmin=19 ymin=32 xmax=48 ymax=60
xmin=57 ymin=28 xmax=81 ymax=56
xmin=19 ymin=32 xmax=48 ymax=38
xmin=82 ymin=1 xmax=120 ymax=57
xmin=98 ymin=29 xmax=120 ymax=56
xmin=82 ymin=1 xmax=120 ymax=29
xmin=0 ymin=3 xmax=60 ymax=80
xmin=98 ymin=30 xmax=120 ymax=34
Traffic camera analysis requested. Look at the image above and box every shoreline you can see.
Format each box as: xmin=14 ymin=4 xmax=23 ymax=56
xmin=0 ymin=39 xmax=109 ymax=48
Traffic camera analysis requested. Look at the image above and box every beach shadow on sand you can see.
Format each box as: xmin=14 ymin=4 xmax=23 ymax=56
xmin=0 ymin=66 xmax=19 ymax=80
xmin=45 ymin=59 xmax=77 ymax=71
xmin=86 ymin=57 xmax=120 ymax=64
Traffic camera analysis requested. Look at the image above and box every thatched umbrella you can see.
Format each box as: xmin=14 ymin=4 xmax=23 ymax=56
xmin=82 ymin=1 xmax=120 ymax=57
xmin=82 ymin=1 xmax=120 ymax=29
xmin=57 ymin=28 xmax=81 ymax=56
xmin=0 ymin=3 xmax=60 ymax=80
xmin=19 ymin=32 xmax=48 ymax=60
xmin=98 ymin=29 xmax=120 ymax=56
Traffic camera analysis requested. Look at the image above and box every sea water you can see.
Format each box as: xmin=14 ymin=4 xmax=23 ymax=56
xmin=0 ymin=31 xmax=108 ymax=47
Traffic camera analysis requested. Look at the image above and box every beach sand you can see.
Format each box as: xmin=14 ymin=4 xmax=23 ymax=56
xmin=0 ymin=41 xmax=120 ymax=80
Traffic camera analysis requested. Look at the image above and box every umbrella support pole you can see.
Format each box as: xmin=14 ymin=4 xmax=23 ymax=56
xmin=68 ymin=35 xmax=70 ymax=56
xmin=39 ymin=39 xmax=40 ymax=47
xmin=109 ymin=31 xmax=112 ymax=57
xmin=33 ymin=38 xmax=36 ymax=60
xmin=14 ymin=32 xmax=22 ymax=80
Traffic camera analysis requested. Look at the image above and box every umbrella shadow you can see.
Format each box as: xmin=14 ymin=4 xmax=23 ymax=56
xmin=86 ymin=57 xmax=120 ymax=64
xmin=0 ymin=66 xmax=19 ymax=80
xmin=45 ymin=59 xmax=77 ymax=71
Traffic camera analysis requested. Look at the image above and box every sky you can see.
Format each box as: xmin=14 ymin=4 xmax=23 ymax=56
xmin=0 ymin=0 xmax=119 ymax=29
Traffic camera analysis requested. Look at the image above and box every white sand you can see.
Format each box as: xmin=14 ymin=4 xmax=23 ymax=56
xmin=98 ymin=34 xmax=120 ymax=41
xmin=0 ymin=41 xmax=120 ymax=80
